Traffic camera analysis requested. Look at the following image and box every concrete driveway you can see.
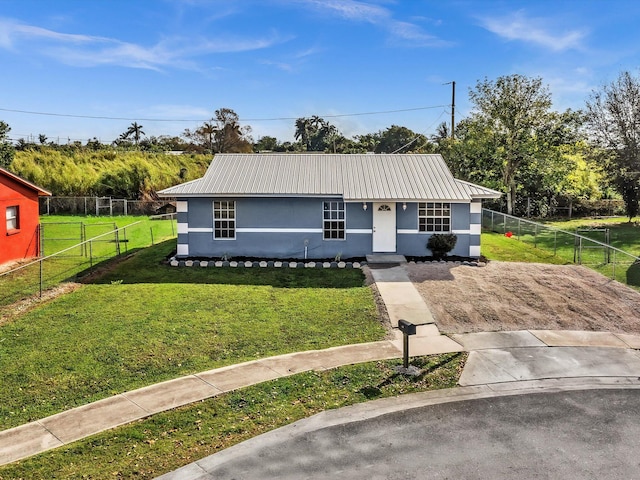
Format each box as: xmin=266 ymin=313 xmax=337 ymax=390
xmin=159 ymin=386 xmax=640 ymax=479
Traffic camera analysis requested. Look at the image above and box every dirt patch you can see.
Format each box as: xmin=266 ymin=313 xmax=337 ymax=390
xmin=0 ymin=282 xmax=82 ymax=325
xmin=406 ymin=261 xmax=640 ymax=335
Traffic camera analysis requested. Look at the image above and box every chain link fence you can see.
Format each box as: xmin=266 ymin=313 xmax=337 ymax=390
xmin=40 ymin=196 xmax=177 ymax=216
xmin=482 ymin=209 xmax=640 ymax=288
xmin=0 ymin=215 xmax=177 ymax=310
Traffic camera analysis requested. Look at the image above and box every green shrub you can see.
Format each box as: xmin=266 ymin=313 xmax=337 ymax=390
xmin=427 ymin=233 xmax=458 ymax=259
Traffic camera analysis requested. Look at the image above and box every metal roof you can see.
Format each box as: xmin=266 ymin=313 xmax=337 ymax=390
xmin=158 ymin=153 xmax=501 ymax=201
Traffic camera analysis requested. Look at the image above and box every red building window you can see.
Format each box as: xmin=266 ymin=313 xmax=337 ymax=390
xmin=6 ymin=206 xmax=19 ymax=232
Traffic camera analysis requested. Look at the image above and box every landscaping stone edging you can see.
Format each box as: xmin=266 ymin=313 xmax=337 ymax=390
xmin=168 ymin=258 xmax=486 ymax=269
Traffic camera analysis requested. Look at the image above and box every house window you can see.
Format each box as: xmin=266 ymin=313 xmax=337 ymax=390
xmin=213 ymin=200 xmax=235 ymax=239
xmin=6 ymin=206 xmax=19 ymax=232
xmin=418 ymin=202 xmax=451 ymax=232
xmin=323 ymin=201 xmax=345 ymax=240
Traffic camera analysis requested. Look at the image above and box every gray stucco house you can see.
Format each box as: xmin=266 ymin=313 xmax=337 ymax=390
xmin=158 ymin=153 xmax=501 ymax=260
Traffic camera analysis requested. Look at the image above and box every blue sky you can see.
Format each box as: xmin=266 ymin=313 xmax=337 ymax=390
xmin=1 ymin=0 xmax=639 ymax=145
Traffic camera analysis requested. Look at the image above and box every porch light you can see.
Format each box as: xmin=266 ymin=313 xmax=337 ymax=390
xmin=402 ymin=202 xmax=407 ymax=211
xmin=362 ymin=203 xmax=367 ymax=210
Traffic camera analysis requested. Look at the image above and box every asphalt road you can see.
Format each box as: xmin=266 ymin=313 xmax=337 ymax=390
xmin=169 ymin=388 xmax=640 ymax=479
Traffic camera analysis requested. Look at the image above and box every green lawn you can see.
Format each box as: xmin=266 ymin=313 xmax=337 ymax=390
xmin=481 ymin=232 xmax=568 ymax=264
xmin=0 ymin=353 xmax=464 ymax=479
xmin=0 ymin=241 xmax=384 ymax=430
xmin=0 ymin=215 xmax=177 ymax=308
xmin=544 ymin=216 xmax=640 ymax=256
xmin=0 ymin=239 xmax=466 ymax=477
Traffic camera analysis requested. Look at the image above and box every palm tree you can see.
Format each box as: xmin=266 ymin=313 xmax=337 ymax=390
xmin=124 ymin=122 xmax=145 ymax=146
xmin=294 ymin=117 xmax=313 ymax=151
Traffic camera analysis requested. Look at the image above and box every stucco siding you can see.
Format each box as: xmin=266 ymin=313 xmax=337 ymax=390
xmin=175 ymin=197 xmax=479 ymax=259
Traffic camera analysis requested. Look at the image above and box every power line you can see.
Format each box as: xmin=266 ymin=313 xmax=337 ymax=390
xmin=390 ymin=109 xmax=448 ymax=154
xmin=0 ymin=105 xmax=448 ymax=123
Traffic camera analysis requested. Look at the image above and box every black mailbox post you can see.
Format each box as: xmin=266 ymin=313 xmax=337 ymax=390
xmin=398 ymin=319 xmax=416 ymax=369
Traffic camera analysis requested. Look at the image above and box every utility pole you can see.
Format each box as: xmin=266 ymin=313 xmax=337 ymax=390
xmin=443 ymin=81 xmax=456 ymax=139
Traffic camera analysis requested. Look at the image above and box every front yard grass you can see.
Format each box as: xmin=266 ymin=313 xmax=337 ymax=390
xmin=481 ymin=232 xmax=568 ymax=264
xmin=1 ymin=215 xmax=177 ymax=308
xmin=0 ymin=353 xmax=465 ymax=479
xmin=0 ymin=241 xmax=383 ymax=430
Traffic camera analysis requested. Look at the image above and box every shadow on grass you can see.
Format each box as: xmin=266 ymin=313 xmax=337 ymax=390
xmin=88 ymin=240 xmax=366 ymax=288
xmin=356 ymin=353 xmax=462 ymax=399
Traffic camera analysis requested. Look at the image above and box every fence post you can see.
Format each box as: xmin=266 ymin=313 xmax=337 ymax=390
xmin=578 ymin=237 xmax=582 ymax=264
xmin=534 ymin=224 xmax=537 ymax=248
xmin=554 ymin=230 xmax=557 ymax=256
xmin=612 ymin=249 xmax=616 ymax=280
xmin=517 ymin=218 xmax=521 ymax=240
xmin=150 ymin=227 xmax=154 ymax=246
xmin=82 ymin=223 xmax=87 ymax=257
xmin=39 ymin=257 xmax=43 ymax=298
xmin=115 ymin=229 xmax=121 ymax=256
xmin=89 ymin=241 xmax=93 ymax=270
xmin=491 ymin=211 xmax=494 ymax=232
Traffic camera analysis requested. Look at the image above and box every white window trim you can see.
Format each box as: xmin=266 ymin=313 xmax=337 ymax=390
xmin=322 ymin=201 xmax=346 ymax=241
xmin=213 ymin=200 xmax=236 ymax=240
xmin=6 ymin=206 xmax=19 ymax=231
xmin=418 ymin=202 xmax=451 ymax=233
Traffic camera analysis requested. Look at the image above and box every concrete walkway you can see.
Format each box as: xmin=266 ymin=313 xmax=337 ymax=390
xmin=2 ymin=261 xmax=640 ymax=469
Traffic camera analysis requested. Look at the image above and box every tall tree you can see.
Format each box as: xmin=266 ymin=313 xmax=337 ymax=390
xmin=0 ymin=121 xmax=15 ymax=169
xmin=183 ymin=108 xmax=252 ymax=154
xmin=375 ymin=125 xmax=431 ymax=154
xmin=212 ymin=108 xmax=253 ymax=153
xmin=293 ymin=116 xmax=344 ymax=152
xmin=585 ymin=71 xmax=640 ymax=220
xmin=122 ymin=122 xmax=145 ymax=146
xmin=294 ymin=117 xmax=313 ymax=150
xmin=468 ymin=74 xmax=553 ymax=214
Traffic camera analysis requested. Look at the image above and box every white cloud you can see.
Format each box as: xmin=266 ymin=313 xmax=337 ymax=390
xmin=295 ymin=0 xmax=449 ymax=47
xmin=479 ymin=10 xmax=586 ymax=52
xmin=303 ymin=0 xmax=388 ymax=23
xmin=0 ymin=17 xmax=287 ymax=70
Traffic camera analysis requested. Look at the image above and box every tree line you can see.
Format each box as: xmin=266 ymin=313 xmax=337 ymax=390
xmin=1 ymin=71 xmax=640 ymax=218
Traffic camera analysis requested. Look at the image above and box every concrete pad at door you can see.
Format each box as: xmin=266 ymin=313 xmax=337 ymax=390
xmin=530 ymin=330 xmax=629 ymax=348
xmin=369 ymin=266 xmax=410 ymax=282
xmin=197 ymin=362 xmax=283 ymax=392
xmin=453 ymin=331 xmax=546 ymax=350
xmin=0 ymin=422 xmax=63 ymax=465
xmin=123 ymin=376 xmax=222 ymax=414
xmin=39 ymin=395 xmax=148 ymax=444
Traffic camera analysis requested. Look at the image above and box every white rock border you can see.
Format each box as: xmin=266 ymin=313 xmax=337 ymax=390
xmin=168 ymin=257 xmax=484 ymax=269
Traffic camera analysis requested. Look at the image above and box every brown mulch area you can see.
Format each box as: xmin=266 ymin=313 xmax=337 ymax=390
xmin=406 ymin=261 xmax=640 ymax=335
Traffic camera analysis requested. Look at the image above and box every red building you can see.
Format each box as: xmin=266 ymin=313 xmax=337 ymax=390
xmin=1 ymin=167 xmax=51 ymax=266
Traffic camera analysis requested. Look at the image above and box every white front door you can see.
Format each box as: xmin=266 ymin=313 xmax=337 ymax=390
xmin=372 ymin=202 xmax=396 ymax=252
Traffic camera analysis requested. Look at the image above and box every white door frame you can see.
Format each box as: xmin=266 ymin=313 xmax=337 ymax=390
xmin=372 ymin=202 xmax=396 ymax=252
